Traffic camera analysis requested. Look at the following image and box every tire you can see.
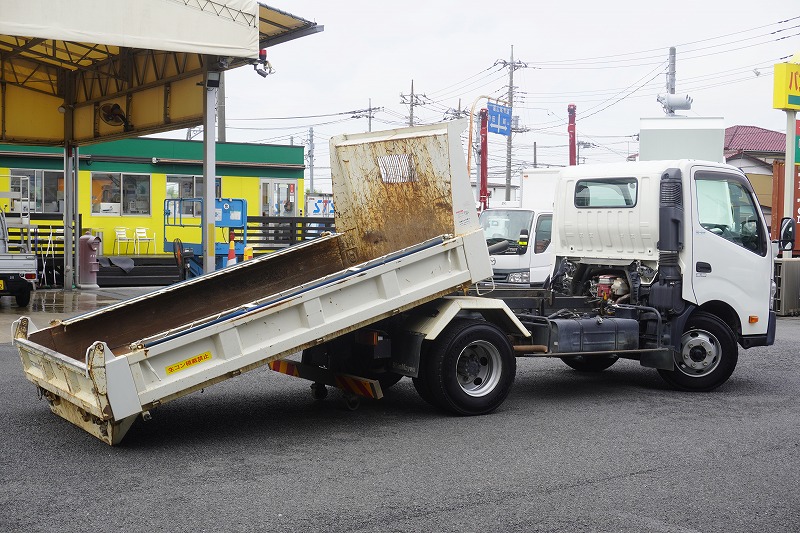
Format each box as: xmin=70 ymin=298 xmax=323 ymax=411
xmin=421 ymin=319 xmax=516 ymax=416
xmin=657 ymin=311 xmax=738 ymax=392
xmin=561 ymin=355 xmax=618 ymax=372
xmin=15 ymin=287 xmax=31 ymax=307
xmin=412 ymin=374 xmax=433 ymax=404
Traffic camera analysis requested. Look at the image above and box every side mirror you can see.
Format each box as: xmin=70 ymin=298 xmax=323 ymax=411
xmin=779 ymin=217 xmax=796 ymax=251
xmin=517 ymin=229 xmax=529 ymax=255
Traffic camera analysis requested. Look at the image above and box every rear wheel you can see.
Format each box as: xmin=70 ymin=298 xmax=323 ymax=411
xmin=561 ymin=354 xmax=618 ymax=372
xmin=657 ymin=311 xmax=738 ymax=391
xmin=15 ymin=286 xmax=31 ymax=307
xmin=419 ymin=319 xmax=516 ymax=415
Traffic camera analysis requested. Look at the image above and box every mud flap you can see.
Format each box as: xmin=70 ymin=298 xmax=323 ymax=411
xmin=640 ymin=348 xmax=674 ymax=370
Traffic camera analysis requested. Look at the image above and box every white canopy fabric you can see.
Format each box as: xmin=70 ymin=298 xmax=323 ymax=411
xmin=0 ymin=0 xmax=260 ymax=59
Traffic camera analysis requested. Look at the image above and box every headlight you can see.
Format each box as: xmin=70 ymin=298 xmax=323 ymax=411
xmin=507 ymin=271 xmax=530 ymax=283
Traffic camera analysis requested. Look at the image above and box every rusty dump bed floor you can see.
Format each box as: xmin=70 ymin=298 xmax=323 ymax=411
xmin=29 ymin=235 xmax=354 ymax=361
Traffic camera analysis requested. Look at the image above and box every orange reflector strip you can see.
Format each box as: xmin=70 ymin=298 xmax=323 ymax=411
xmin=749 ymin=316 xmax=758 ymax=324
xmin=269 ymin=360 xmax=300 ymax=377
xmin=335 ymin=375 xmax=378 ymax=398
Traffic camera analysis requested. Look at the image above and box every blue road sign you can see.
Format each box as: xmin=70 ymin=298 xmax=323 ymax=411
xmin=487 ymin=102 xmax=512 ymax=136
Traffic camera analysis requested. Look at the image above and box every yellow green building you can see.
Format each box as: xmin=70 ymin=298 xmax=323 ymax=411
xmin=0 ymin=137 xmax=306 ymax=256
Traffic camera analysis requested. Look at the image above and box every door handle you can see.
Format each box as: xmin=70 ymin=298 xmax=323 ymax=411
xmin=696 ymin=262 xmax=712 ymax=273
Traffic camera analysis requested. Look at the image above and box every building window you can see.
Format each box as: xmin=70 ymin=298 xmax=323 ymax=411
xmin=10 ymin=169 xmax=65 ymax=213
xmin=166 ymin=175 xmax=220 ymax=216
xmin=91 ymin=172 xmax=150 ymax=215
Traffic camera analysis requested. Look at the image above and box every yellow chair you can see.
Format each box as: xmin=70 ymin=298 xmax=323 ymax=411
xmin=134 ymin=227 xmax=155 ymax=254
xmin=113 ymin=227 xmax=133 ymax=255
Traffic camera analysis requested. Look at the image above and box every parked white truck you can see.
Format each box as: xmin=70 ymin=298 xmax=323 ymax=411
xmin=0 ymin=209 xmax=37 ymax=306
xmin=479 ymin=168 xmax=558 ymax=287
xmin=11 ymin=121 xmax=792 ymax=445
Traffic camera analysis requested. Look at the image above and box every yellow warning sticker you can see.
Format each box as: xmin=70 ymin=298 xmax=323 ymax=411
xmin=165 ymin=351 xmax=212 ymax=375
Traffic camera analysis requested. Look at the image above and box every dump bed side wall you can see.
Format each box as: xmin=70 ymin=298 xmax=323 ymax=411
xmin=29 ymin=235 xmax=351 ymax=360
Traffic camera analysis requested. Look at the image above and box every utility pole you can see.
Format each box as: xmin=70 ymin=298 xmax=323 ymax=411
xmin=495 ymin=46 xmax=531 ymax=200
xmin=308 ymin=126 xmax=314 ymax=194
xmin=568 ymin=104 xmax=577 ymax=166
xmin=444 ymin=98 xmax=468 ymax=120
xmin=350 ymin=102 xmax=383 ymax=131
xmin=400 ymin=80 xmax=427 ymax=126
xmin=576 ymin=141 xmax=594 ymax=165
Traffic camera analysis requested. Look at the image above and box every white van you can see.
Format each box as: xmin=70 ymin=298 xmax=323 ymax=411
xmin=478 ymin=168 xmax=558 ymax=286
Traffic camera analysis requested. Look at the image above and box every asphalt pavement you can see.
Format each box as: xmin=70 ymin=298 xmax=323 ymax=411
xmin=1 ymin=291 xmax=799 ymax=532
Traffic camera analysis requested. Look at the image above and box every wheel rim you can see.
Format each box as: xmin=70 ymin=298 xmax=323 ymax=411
xmin=677 ymin=328 xmax=721 ymax=378
xmin=455 ymin=340 xmax=502 ymax=397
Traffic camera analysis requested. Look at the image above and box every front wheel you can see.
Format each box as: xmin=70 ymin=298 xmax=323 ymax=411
xmin=419 ymin=319 xmax=516 ymax=416
xmin=657 ymin=311 xmax=738 ymax=392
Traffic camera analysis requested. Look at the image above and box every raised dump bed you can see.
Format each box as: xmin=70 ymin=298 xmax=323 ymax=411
xmin=12 ymin=121 xmax=505 ymax=444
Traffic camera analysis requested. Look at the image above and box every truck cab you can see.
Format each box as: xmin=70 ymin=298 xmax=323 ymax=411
xmin=479 ymin=204 xmax=552 ymax=286
xmin=479 ymin=168 xmax=558 ymax=287
xmin=544 ymin=159 xmax=780 ymax=390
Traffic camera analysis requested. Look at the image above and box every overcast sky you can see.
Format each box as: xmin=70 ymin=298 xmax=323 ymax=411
xmin=185 ymin=1 xmax=800 ymax=192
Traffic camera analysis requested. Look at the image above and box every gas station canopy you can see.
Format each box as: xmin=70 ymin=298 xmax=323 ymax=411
xmin=0 ymin=0 xmax=322 ymax=146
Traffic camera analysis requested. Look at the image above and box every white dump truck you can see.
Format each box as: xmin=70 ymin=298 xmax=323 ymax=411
xmin=11 ymin=122 xmax=792 ymax=446
xmin=11 ymin=121 xmax=529 ymax=445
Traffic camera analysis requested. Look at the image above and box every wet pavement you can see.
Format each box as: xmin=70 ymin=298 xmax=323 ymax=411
xmin=0 ymin=286 xmax=160 ymax=343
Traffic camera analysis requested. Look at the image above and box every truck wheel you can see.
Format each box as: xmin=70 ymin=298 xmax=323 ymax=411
xmin=561 ymin=355 xmax=618 ymax=372
xmin=15 ymin=287 xmax=31 ymax=307
xmin=657 ymin=311 xmax=738 ymax=392
xmin=422 ymin=319 xmax=516 ymax=415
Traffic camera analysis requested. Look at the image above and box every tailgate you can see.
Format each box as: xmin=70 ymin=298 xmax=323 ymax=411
xmin=13 ymin=318 xmax=139 ymax=444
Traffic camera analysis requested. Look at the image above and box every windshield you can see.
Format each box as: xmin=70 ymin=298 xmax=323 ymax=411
xmin=479 ymin=209 xmax=534 ymax=245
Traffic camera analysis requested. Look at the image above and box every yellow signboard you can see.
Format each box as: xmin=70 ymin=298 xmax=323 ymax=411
xmin=773 ymin=62 xmax=800 ymax=110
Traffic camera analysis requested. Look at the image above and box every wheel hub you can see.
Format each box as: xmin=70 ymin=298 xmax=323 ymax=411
xmin=455 ymin=340 xmax=501 ymax=397
xmin=677 ymin=329 xmax=720 ymax=377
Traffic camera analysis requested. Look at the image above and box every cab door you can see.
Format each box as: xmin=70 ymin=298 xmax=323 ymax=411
xmin=689 ymin=166 xmax=771 ymax=335
xmin=529 ymin=213 xmax=553 ymax=284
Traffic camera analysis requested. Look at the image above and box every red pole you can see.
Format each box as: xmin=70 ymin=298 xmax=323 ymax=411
xmin=568 ymin=104 xmax=576 ymax=166
xmin=479 ymin=108 xmax=489 ymax=211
